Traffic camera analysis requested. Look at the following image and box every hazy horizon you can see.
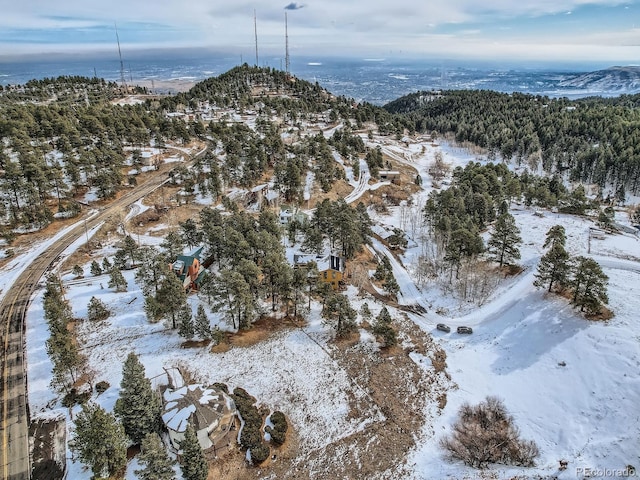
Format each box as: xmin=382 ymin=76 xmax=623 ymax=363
xmin=0 ymin=47 xmax=627 ymax=73
xmin=2 ymin=1 xmax=640 ymax=64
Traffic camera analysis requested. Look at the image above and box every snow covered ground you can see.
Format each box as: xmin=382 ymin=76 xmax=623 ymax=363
xmin=13 ymin=132 xmax=640 ymax=479
xmin=367 ymin=136 xmax=640 ymax=479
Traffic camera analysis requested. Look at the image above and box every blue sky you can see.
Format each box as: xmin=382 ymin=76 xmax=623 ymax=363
xmin=1 ymin=1 xmax=639 ymax=62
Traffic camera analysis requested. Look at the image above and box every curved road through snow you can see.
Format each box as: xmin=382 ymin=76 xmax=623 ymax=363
xmin=370 ymin=235 xmax=640 ymax=334
xmin=0 ymin=146 xmax=206 ymax=479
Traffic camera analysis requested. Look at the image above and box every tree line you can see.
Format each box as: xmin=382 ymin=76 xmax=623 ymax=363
xmin=385 ymin=89 xmax=640 ymax=196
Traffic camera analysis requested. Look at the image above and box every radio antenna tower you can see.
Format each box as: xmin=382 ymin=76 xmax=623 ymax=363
xmin=254 ymin=10 xmax=259 ymax=66
xmin=285 ymin=12 xmax=290 ymax=75
xmin=115 ymin=23 xmax=127 ymax=90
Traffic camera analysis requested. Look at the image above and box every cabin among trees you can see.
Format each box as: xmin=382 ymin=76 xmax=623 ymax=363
xmin=171 ymin=247 xmax=206 ymax=291
xmin=279 ymin=207 xmax=308 ymax=225
xmin=295 ymin=253 xmax=346 ymax=290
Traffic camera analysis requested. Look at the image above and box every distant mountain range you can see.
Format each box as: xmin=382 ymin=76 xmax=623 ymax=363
xmin=559 ymin=66 xmax=640 ymax=93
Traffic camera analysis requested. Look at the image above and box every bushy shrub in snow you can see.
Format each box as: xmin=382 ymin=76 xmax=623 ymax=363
xmin=440 ymin=396 xmax=539 ymax=469
xmin=87 ymin=297 xmax=110 ymax=322
xmin=231 ymin=387 xmax=270 ymax=465
xmin=265 ymin=411 xmax=288 ymax=446
xmin=250 ymin=443 xmax=270 ymax=464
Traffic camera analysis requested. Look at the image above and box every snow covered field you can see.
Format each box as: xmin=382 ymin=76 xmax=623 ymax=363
xmin=12 ymin=133 xmax=640 ymax=479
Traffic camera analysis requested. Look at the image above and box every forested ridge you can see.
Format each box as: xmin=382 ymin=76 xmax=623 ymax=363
xmin=0 ymin=66 xmax=400 ymax=234
xmin=3 ymin=64 xmax=638 ymax=240
xmin=384 ymin=90 xmax=640 ymax=195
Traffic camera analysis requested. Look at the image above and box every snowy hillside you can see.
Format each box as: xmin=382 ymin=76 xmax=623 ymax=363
xmin=12 ymin=130 xmax=640 ymax=479
xmin=559 ymin=66 xmax=640 ymax=93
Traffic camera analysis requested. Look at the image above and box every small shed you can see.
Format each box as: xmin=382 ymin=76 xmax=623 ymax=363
xmin=378 ymin=170 xmax=401 ymax=184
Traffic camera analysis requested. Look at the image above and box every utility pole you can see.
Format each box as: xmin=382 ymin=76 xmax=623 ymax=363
xmin=254 ymin=10 xmax=259 ymax=67
xmin=115 ymin=22 xmax=127 ymax=90
xmin=285 ymin=12 xmax=290 ymax=76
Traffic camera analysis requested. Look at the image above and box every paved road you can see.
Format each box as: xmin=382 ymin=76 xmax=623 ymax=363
xmin=0 ymin=149 xmax=203 ymax=479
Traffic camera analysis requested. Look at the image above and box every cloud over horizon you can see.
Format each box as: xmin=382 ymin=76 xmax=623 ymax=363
xmin=0 ymin=0 xmax=639 ymax=63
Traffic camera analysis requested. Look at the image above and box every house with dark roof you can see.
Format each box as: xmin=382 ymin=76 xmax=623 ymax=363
xmin=171 ymin=246 xmax=205 ymax=291
xmin=294 ymin=252 xmax=346 ymax=291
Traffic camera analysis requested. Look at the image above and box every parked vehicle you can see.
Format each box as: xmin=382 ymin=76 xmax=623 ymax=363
xmin=457 ymin=326 xmax=473 ymax=334
xmin=436 ymin=323 xmax=451 ymax=333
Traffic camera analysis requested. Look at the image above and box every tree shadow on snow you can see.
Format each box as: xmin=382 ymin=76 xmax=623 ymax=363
xmin=487 ymin=291 xmax=588 ymax=375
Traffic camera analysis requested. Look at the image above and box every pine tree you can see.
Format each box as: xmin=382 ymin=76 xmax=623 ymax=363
xmin=72 ymin=264 xmax=84 ymax=278
xmin=113 ymin=249 xmax=129 ymax=270
xmin=289 ymin=265 xmax=308 ymax=319
xmin=372 ymin=306 xmax=397 ymax=347
xmin=322 ymin=293 xmax=357 ymax=338
xmin=178 ymin=424 xmax=208 ymax=480
xmin=108 ymin=267 xmax=127 ymax=292
xmin=445 ymin=228 xmax=484 ymax=280
xmin=543 ymin=225 xmax=566 ymax=249
xmin=71 ymin=402 xmax=128 ymax=479
xmin=376 ymin=306 xmax=392 ymax=324
xmin=210 ymin=269 xmax=256 ymax=330
xmin=44 ymin=275 xmax=87 ymax=394
xmin=180 ymin=218 xmax=203 ymax=249
xmin=383 ymin=273 xmax=400 ymax=297
xmin=374 ymin=256 xmax=391 ymax=281
xmin=598 ymin=207 xmax=615 ymax=229
xmin=569 ymin=256 xmax=609 ymax=314
xmin=194 ymin=304 xmax=212 ymax=339
xmin=161 ymin=230 xmax=184 ymax=261
xmin=261 ymin=251 xmax=292 ymax=312
xmin=101 ymin=256 xmax=112 ymax=272
xmin=157 ymin=270 xmax=188 ymax=329
xmin=90 ymin=260 xmax=102 ymax=276
xmin=360 ymin=303 xmax=372 ymax=323
xmin=135 ymin=433 xmax=176 ymax=480
xmin=178 ymin=309 xmax=195 ymax=339
xmin=534 ymin=243 xmax=570 ymax=292
xmin=87 ymin=296 xmax=110 ymax=321
xmin=487 ymin=213 xmax=521 ymax=267
xmin=114 ymin=352 xmax=162 ymax=444
xmin=47 ymin=319 xmax=86 ymax=394
xmin=135 ymin=247 xmax=167 ymax=297
xmin=121 ymin=235 xmax=139 ymax=267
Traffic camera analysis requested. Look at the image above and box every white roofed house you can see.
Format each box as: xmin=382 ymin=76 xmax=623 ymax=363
xmin=280 ymin=207 xmax=308 ymax=225
xmin=161 ymin=384 xmax=238 ymax=453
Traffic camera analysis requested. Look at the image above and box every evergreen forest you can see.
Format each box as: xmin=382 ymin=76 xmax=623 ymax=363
xmin=385 ymin=89 xmax=640 ymax=196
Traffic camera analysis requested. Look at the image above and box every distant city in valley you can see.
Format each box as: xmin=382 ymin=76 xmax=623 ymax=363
xmin=1 ymin=49 xmax=639 ymax=104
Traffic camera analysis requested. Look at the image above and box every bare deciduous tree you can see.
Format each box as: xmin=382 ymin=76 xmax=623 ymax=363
xmin=441 ymin=396 xmax=539 ymax=469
